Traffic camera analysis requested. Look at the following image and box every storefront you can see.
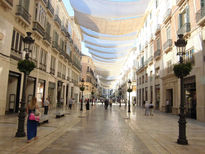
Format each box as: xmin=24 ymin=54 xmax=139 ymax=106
xmin=48 ymin=82 xmax=56 ymax=108
xmin=25 ymin=76 xmax=36 ymax=104
xmin=184 ymin=76 xmax=196 ymax=119
xmin=37 ymin=79 xmax=46 ymax=107
xmin=6 ymin=71 xmax=21 ymax=113
xmin=155 ymin=84 xmax=160 ymax=109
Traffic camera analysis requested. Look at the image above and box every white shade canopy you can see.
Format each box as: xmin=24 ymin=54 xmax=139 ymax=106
xmin=69 ymin=0 xmax=150 ymax=88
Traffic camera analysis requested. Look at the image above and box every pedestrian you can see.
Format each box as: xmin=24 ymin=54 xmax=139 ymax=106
xmin=86 ymin=99 xmax=90 ymax=110
xmin=166 ymin=99 xmax=170 ymax=113
xmin=105 ymin=99 xmax=108 ymax=110
xmin=110 ymin=99 xmax=112 ymax=108
xmin=145 ymin=101 xmax=150 ymax=116
xmin=149 ymin=102 xmax=154 ymax=116
xmin=44 ymin=98 xmax=50 ymax=115
xmin=68 ymin=98 xmax=73 ymax=109
xmin=27 ymin=96 xmax=40 ymax=143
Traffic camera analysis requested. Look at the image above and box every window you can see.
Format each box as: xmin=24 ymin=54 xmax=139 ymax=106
xmin=178 ymin=6 xmax=190 ymax=28
xmin=157 ymin=38 xmax=160 ymax=50
xmin=167 ymin=60 xmax=172 ymax=74
xmin=11 ymin=29 xmax=24 ymax=53
xmin=201 ymin=0 xmax=205 ymax=8
xmin=150 ymin=44 xmax=153 ymax=57
xmin=185 ymin=48 xmax=195 ymax=64
xmin=166 ymin=26 xmax=171 ymax=40
xmin=150 ymin=71 xmax=153 ymax=81
xmin=156 ymin=0 xmax=158 ymax=8
xmin=35 ymin=3 xmax=46 ymax=27
xmin=53 ymin=31 xmax=58 ymax=43
xmin=142 ymin=75 xmax=144 ymax=84
xmin=46 ymin=22 xmax=51 ymax=35
xmin=31 ymin=44 xmax=39 ymax=60
xmin=19 ymin=0 xmax=30 ymax=11
xmin=155 ymin=68 xmax=160 ymax=79
xmin=67 ymin=42 xmax=70 ymax=55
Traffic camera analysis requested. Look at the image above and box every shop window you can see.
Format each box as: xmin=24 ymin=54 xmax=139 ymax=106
xmin=185 ymin=48 xmax=195 ymax=65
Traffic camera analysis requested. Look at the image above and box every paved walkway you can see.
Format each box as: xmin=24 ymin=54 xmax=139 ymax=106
xmin=0 ymin=103 xmax=205 ymax=154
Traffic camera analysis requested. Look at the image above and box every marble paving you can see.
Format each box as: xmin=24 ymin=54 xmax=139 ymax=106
xmin=0 ymin=104 xmax=205 ymax=154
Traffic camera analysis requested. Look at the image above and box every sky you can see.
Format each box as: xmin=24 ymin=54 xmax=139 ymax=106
xmin=62 ymin=0 xmax=142 ymax=57
xmin=62 ymin=0 xmax=91 ymax=57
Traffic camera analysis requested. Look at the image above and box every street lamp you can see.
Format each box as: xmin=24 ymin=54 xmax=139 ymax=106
xmin=175 ymin=34 xmax=188 ymax=145
xmin=118 ymin=87 xmax=122 ymax=107
xmin=127 ymin=79 xmax=132 ymax=113
xmin=16 ymin=32 xmax=35 ymax=137
xmin=80 ymin=78 xmax=85 ymax=111
xmin=91 ymin=87 xmax=94 ymax=106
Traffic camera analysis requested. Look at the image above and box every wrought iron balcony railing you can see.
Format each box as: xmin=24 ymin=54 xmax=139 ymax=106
xmin=54 ymin=15 xmax=61 ymax=27
xmin=33 ymin=21 xmax=45 ymax=37
xmin=16 ymin=5 xmax=31 ymax=24
xmin=39 ymin=63 xmax=46 ymax=71
xmin=163 ymin=9 xmax=172 ymax=23
xmin=154 ymin=49 xmax=161 ymax=58
xmin=47 ymin=0 xmax=54 ymax=16
xmin=177 ymin=23 xmax=191 ymax=35
xmin=43 ymin=32 xmax=51 ymax=44
xmin=163 ymin=39 xmax=172 ymax=51
xmin=52 ymin=41 xmax=59 ymax=51
xmin=196 ymin=8 xmax=205 ymax=25
xmin=2 ymin=0 xmax=13 ymax=7
xmin=57 ymin=72 xmax=61 ymax=78
xmin=50 ymin=68 xmax=55 ymax=75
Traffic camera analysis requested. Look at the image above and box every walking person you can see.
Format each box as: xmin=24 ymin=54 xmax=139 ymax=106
xmin=68 ymin=97 xmax=73 ymax=110
xmin=44 ymin=98 xmax=50 ymax=115
xmin=144 ymin=101 xmax=150 ymax=116
xmin=104 ymin=99 xmax=108 ymax=110
xmin=149 ymin=102 xmax=154 ymax=116
xmin=27 ymin=96 xmax=40 ymax=143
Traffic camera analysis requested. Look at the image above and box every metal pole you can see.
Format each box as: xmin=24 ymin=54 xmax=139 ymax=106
xmin=128 ymin=90 xmax=131 ymax=113
xmin=177 ymin=56 xmax=188 ymax=145
xmin=16 ymin=72 xmax=27 ymax=137
xmin=80 ymin=91 xmax=83 ymax=111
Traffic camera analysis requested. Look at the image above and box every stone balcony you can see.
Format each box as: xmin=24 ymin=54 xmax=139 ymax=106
xmin=177 ymin=23 xmax=191 ymax=36
xmin=163 ymin=39 xmax=172 ymax=53
xmin=54 ymin=15 xmax=61 ymax=28
xmin=196 ymin=8 xmax=205 ymax=26
xmin=16 ymin=5 xmax=31 ymax=25
xmin=33 ymin=21 xmax=45 ymax=37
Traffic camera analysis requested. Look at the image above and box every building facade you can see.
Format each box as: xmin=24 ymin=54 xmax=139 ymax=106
xmin=0 ymin=0 xmax=81 ymax=115
xmin=81 ymin=55 xmax=97 ymax=99
xmin=134 ymin=0 xmax=205 ymax=122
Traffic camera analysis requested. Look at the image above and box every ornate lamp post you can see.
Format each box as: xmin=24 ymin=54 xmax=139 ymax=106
xmin=118 ymin=87 xmax=122 ymax=107
xmin=175 ymin=34 xmax=188 ymax=145
xmin=80 ymin=78 xmax=85 ymax=111
xmin=127 ymin=79 xmax=132 ymax=113
xmin=16 ymin=32 xmax=35 ymax=137
xmin=91 ymin=87 xmax=94 ymax=106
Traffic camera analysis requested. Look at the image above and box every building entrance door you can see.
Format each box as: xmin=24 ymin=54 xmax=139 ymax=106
xmin=6 ymin=72 xmax=21 ymax=113
xmin=166 ymin=89 xmax=173 ymax=113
